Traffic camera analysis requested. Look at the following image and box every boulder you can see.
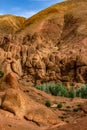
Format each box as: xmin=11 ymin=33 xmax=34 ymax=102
xmin=0 ymin=73 xmax=19 ymax=91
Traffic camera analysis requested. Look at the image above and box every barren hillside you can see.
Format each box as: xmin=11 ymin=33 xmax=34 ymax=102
xmin=0 ymin=14 xmax=26 ymax=34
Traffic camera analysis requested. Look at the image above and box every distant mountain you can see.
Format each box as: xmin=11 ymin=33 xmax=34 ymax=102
xmin=0 ymin=14 xmax=26 ymax=34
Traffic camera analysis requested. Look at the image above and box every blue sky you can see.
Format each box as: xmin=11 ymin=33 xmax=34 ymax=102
xmin=0 ymin=0 xmax=64 ymax=18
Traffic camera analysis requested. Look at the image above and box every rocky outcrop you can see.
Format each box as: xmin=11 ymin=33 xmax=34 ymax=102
xmin=0 ymin=88 xmax=60 ymax=126
xmin=0 ymin=73 xmax=19 ymax=91
xmin=0 ymin=0 xmax=87 ymax=87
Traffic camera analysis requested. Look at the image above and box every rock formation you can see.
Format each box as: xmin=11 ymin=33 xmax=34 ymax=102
xmin=0 ymin=0 xmax=87 ymax=87
xmin=0 ymin=73 xmax=60 ymax=127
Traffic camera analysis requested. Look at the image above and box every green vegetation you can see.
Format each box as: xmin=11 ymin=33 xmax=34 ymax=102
xmin=35 ymin=83 xmax=87 ymax=99
xmin=35 ymin=83 xmax=69 ymax=97
xmin=76 ymin=84 xmax=87 ymax=98
xmin=0 ymin=71 xmax=4 ymax=78
xmin=57 ymin=102 xmax=63 ymax=109
xmin=45 ymin=101 xmax=51 ymax=107
xmin=69 ymin=86 xmax=76 ymax=98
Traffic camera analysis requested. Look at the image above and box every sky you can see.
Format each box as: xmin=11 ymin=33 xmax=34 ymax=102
xmin=0 ymin=0 xmax=64 ymax=18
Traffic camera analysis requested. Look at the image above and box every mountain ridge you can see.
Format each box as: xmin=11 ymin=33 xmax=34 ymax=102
xmin=0 ymin=0 xmax=87 ymax=86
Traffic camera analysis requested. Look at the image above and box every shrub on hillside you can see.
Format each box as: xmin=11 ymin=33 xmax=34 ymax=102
xmin=69 ymin=86 xmax=76 ymax=98
xmin=45 ymin=101 xmax=51 ymax=107
xmin=76 ymin=84 xmax=87 ymax=98
xmin=35 ymin=83 xmax=87 ymax=99
xmin=0 ymin=71 xmax=4 ymax=78
xmin=35 ymin=83 xmax=69 ymax=97
xmin=57 ymin=102 xmax=63 ymax=109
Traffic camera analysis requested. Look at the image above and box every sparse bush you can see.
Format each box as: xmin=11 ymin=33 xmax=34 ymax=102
xmin=0 ymin=71 xmax=4 ymax=78
xmin=45 ymin=101 xmax=51 ymax=107
xmin=57 ymin=102 xmax=63 ymax=109
xmin=66 ymin=106 xmax=71 ymax=109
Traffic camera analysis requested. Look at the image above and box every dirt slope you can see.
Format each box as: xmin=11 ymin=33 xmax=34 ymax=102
xmin=0 ymin=72 xmax=87 ymax=130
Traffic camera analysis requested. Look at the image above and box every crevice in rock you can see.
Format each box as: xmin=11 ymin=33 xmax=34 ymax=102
xmin=24 ymin=116 xmax=40 ymax=126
